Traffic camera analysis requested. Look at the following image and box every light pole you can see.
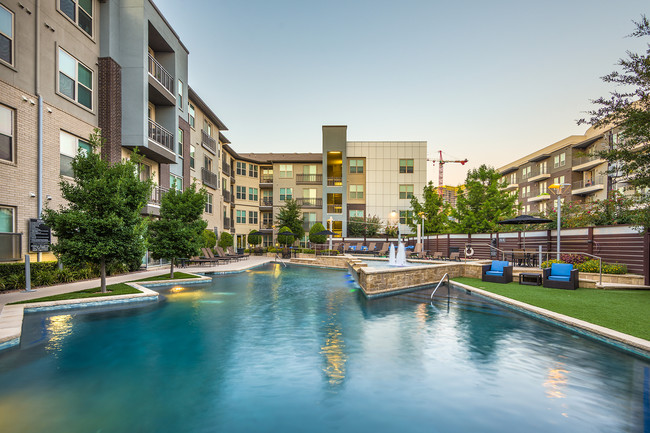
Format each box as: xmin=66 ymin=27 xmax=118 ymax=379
xmin=328 ymin=216 xmax=333 ymax=252
xmin=417 ymin=211 xmax=426 ymax=246
xmin=548 ymin=183 xmax=570 ymax=260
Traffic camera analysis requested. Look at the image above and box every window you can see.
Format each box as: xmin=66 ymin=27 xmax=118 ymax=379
xmin=204 ymin=120 xmax=212 ymax=136
xmin=280 ymin=188 xmax=293 ymax=201
xmin=262 ymin=212 xmax=273 ymax=226
xmin=554 ymin=152 xmax=566 ymax=168
xmin=349 ymin=159 xmax=364 ymax=173
xmin=170 ymin=174 xmax=182 ymax=191
xmin=188 ymin=104 xmax=195 ymax=128
xmin=279 ymin=164 xmax=293 ymax=178
xmin=349 ymin=185 xmax=364 ymax=199
xmin=236 ymin=161 xmax=246 ymax=176
xmin=0 ymin=5 xmax=14 ymax=65
xmin=59 ymin=0 xmax=92 ymax=37
xmin=236 ymin=185 xmax=246 ymax=200
xmin=60 ymin=131 xmax=91 ymax=177
xmin=0 ymin=104 xmax=13 ymax=162
xmin=248 ymin=187 xmax=258 ymax=201
xmin=178 ymin=79 xmax=183 ymax=110
xmin=509 ymin=173 xmax=517 ymax=184
xmin=399 ymin=159 xmax=414 ymax=174
xmin=177 ymin=128 xmax=183 ymax=156
xmin=553 ymin=175 xmax=565 ymax=186
xmin=0 ymin=206 xmax=13 ymax=232
xmin=539 ymin=202 xmax=547 ymax=213
xmin=539 ymin=181 xmax=547 ymax=195
xmin=349 ymin=210 xmax=363 ymax=218
xmin=304 ymin=212 xmax=316 ymax=228
xmin=303 ymin=188 xmax=316 ymax=205
xmin=248 ymin=211 xmax=258 ymax=225
xmin=204 ymin=156 xmax=212 ymax=172
xmin=58 ymin=48 xmax=93 ymax=109
xmin=539 ymin=161 xmax=547 ymax=174
xmin=399 ymin=184 xmax=414 ymax=199
xmin=138 ymin=163 xmax=151 ymax=182
xmin=205 ymin=192 xmax=213 ymax=213
xmin=189 ymin=145 xmax=195 ymax=169
xmin=399 ymin=210 xmax=413 ymax=225
xmin=522 ymin=166 xmax=531 ymax=179
xmin=249 ymin=164 xmax=258 ymax=178
xmin=236 ymin=210 xmax=246 ymax=224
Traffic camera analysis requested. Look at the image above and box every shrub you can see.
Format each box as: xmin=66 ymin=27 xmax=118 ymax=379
xmin=218 ymin=232 xmax=234 ymax=249
xmin=248 ymin=230 xmax=262 ymax=246
xmin=55 ymin=268 xmax=76 ymax=283
xmin=603 ymin=263 xmax=627 ymax=274
xmin=33 ymin=269 xmax=57 ymax=287
xmin=4 ymin=273 xmax=26 ymax=291
xmin=540 ymin=259 xmax=563 ymax=269
xmin=106 ymin=262 xmax=129 ymax=276
xmin=309 ymin=223 xmax=327 ymax=244
xmin=560 ymin=254 xmax=590 ymax=266
xmin=300 ymin=249 xmax=315 ymax=254
xmin=277 ymin=226 xmax=294 ymax=247
xmin=202 ymin=229 xmax=217 ymax=249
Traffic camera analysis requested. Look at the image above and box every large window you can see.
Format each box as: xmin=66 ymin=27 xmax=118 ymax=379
xmin=138 ymin=163 xmax=151 ymax=182
xmin=189 ymin=145 xmax=195 ymax=169
xmin=188 ymin=104 xmax=195 ymax=128
xmin=248 ymin=187 xmax=258 ymax=201
xmin=0 ymin=104 xmax=13 ymax=162
xmin=399 ymin=210 xmax=413 ymax=225
xmin=349 ymin=159 xmax=364 ymax=174
xmin=236 ymin=210 xmax=246 ymax=224
xmin=279 ymin=164 xmax=293 ymax=178
xmin=249 ymin=164 xmax=258 ymax=178
xmin=554 ymin=152 xmax=566 ymax=168
xmin=178 ymin=79 xmax=183 ymax=110
xmin=349 ymin=210 xmax=363 ymax=218
xmin=60 ymin=131 xmax=91 ymax=177
xmin=280 ymin=188 xmax=293 ymax=201
xmin=177 ymin=128 xmax=183 ymax=156
xmin=205 ymin=192 xmax=213 ymax=213
xmin=0 ymin=206 xmax=14 ymax=232
xmin=399 ymin=159 xmax=413 ymax=173
xmin=58 ymin=48 xmax=93 ymax=109
xmin=236 ymin=185 xmax=246 ymax=200
xmin=170 ymin=174 xmax=182 ymax=191
xmin=59 ymin=0 xmax=92 ymax=37
xmin=0 ymin=5 xmax=13 ymax=65
xmin=399 ymin=184 xmax=414 ymax=199
xmin=304 ymin=212 xmax=316 ymax=229
xmin=248 ymin=211 xmax=258 ymax=225
xmin=521 ymin=166 xmax=531 ymax=179
xmin=349 ymin=185 xmax=364 ymax=199
xmin=236 ymin=161 xmax=246 ymax=176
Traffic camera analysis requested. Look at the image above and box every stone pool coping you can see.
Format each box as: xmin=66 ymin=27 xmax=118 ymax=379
xmin=451 ymin=280 xmax=650 ymax=357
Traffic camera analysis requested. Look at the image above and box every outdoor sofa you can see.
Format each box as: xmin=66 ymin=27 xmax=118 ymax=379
xmin=542 ymin=263 xmax=579 ymax=290
xmin=481 ymin=260 xmax=513 ymax=284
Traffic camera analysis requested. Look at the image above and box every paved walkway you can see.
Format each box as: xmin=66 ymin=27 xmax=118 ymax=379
xmin=0 ymin=255 xmax=275 ymax=309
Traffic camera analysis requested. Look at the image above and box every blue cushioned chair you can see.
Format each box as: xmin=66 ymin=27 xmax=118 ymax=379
xmin=481 ymin=260 xmax=513 ymax=284
xmin=543 ymin=263 xmax=579 ymax=290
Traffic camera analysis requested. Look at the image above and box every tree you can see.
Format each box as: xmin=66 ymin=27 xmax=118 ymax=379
xmin=365 ymin=215 xmax=382 ymax=237
xmin=578 ymin=15 xmax=650 ymax=232
xmin=202 ymin=229 xmax=217 ymax=249
xmin=450 ymin=165 xmax=519 ymax=234
xmin=42 ymin=130 xmax=152 ymax=293
xmin=408 ymin=181 xmax=450 ymax=234
xmin=218 ymin=232 xmax=233 ymax=249
xmin=275 ymin=198 xmax=304 ymax=238
xmin=277 ymin=226 xmax=295 ymax=247
xmin=148 ymin=183 xmax=208 ymax=278
xmin=309 ymin=222 xmax=327 ymax=244
xmin=248 ymin=229 xmax=262 ymax=247
xmin=347 ymin=217 xmax=367 ymax=237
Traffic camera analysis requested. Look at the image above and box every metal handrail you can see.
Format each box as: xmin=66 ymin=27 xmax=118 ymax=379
xmin=541 ymin=250 xmax=603 ymax=285
xmin=431 ymin=273 xmax=450 ymax=299
xmin=488 ymin=245 xmax=509 ymax=261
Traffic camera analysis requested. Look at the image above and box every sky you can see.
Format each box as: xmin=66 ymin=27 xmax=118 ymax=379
xmin=154 ymin=0 xmax=648 ymax=186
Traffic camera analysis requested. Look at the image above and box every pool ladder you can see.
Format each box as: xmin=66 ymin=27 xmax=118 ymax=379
xmin=274 ymin=253 xmax=287 ymax=267
xmin=430 ymin=273 xmax=450 ymax=299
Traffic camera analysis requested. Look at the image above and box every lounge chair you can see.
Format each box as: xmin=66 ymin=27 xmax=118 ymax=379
xmin=432 ymin=252 xmax=444 ymax=260
xmin=449 ymin=252 xmax=460 ymax=261
xmin=355 ymin=242 xmax=364 ymax=251
xmin=375 ymin=242 xmax=389 ymax=257
xmin=200 ymin=248 xmax=229 ymax=265
xmin=228 ymin=246 xmax=249 ymax=260
xmin=342 ymin=243 xmax=351 ymax=253
xmin=543 ymin=263 xmax=579 ymax=290
xmin=212 ymin=247 xmax=236 ymax=263
xmin=188 ymin=255 xmax=214 ymax=266
xmin=367 ymin=242 xmax=376 ymax=252
xmin=482 ymin=260 xmax=513 ymax=283
xmin=409 ymin=243 xmax=425 ymax=258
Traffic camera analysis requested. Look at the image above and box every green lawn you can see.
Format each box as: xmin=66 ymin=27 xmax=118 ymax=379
xmin=453 ymin=277 xmax=650 ymax=341
xmin=12 ymin=283 xmax=141 ymax=304
xmin=133 ymin=272 xmax=200 ymax=282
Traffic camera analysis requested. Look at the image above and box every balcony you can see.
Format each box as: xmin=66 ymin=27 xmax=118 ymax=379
xmin=141 ymin=185 xmax=169 ymax=216
xmin=222 ymin=162 xmax=231 ymax=177
xmin=503 ymin=182 xmax=518 ymax=191
xmin=202 ymin=167 xmax=219 ymax=190
xmin=201 ymin=130 xmax=217 ymax=155
xmin=296 ymin=198 xmax=322 ymax=208
xmin=572 ymin=154 xmax=607 ymax=172
xmin=147 ymin=53 xmax=175 ymax=105
xmin=327 ymin=204 xmax=343 ymax=214
xmin=145 ymin=119 xmax=176 ymax=164
xmin=224 ymin=217 xmax=231 ymax=230
xmin=528 ymin=193 xmax=551 ymax=203
xmin=260 ymin=198 xmax=273 ymax=209
xmin=572 ymin=176 xmax=606 ymax=195
xmin=528 ymin=168 xmax=551 ymax=182
xmin=223 ymin=190 xmax=231 ymax=203
xmin=327 ymin=177 xmax=343 ymax=187
xmin=0 ymin=233 xmax=22 ymax=262
xmin=296 ymin=173 xmax=322 ymax=184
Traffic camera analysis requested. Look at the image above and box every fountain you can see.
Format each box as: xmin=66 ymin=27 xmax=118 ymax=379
xmin=388 ymin=242 xmax=407 ymax=267
xmin=388 ymin=244 xmax=396 ymax=265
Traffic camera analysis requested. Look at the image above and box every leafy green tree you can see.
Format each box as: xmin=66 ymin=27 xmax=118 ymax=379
xmin=277 ymin=226 xmax=295 ymax=247
xmin=408 ymin=181 xmax=450 ymax=234
xmin=450 ymin=165 xmax=519 ymax=234
xmin=202 ymin=229 xmax=217 ymax=249
xmin=275 ymin=198 xmax=304 ymax=239
xmin=309 ymin=222 xmax=327 ymax=244
xmin=248 ymin=229 xmax=262 ymax=246
xmin=218 ymin=232 xmax=234 ymax=249
xmin=148 ymin=183 xmax=208 ymax=278
xmin=365 ymin=215 xmax=382 ymax=237
xmin=43 ymin=130 xmax=152 ymax=293
xmin=347 ymin=217 xmax=367 ymax=237
xmin=578 ymin=15 xmax=650 ymax=232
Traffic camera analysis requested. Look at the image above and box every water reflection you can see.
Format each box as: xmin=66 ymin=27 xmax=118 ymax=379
xmin=544 ymin=362 xmax=569 ymax=399
xmin=45 ymin=315 xmax=73 ymax=354
xmin=320 ymin=291 xmax=348 ymax=389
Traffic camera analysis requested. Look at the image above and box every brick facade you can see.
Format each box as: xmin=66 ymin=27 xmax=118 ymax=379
xmin=179 ymin=116 xmax=191 ymax=186
xmin=98 ymin=57 xmax=122 ymax=164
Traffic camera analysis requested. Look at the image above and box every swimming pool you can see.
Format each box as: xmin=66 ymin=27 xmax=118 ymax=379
xmin=0 ymin=263 xmax=647 ymax=432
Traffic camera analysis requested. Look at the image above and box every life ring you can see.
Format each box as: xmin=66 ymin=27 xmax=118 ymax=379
xmin=465 ymin=247 xmax=474 ymax=257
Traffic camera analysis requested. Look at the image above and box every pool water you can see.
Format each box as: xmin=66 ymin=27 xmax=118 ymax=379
xmin=0 ymin=263 xmax=648 ymax=433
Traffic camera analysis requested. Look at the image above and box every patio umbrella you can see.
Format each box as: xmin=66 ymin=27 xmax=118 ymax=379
xmin=313 ymin=229 xmax=337 ymax=236
xmin=249 ymin=231 xmax=263 ymax=236
xmin=497 ymin=215 xmax=552 ymax=249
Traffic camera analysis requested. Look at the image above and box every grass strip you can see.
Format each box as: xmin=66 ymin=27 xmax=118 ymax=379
xmin=453 ymin=277 xmax=650 ymax=341
xmin=11 ymin=283 xmax=141 ymax=304
xmin=133 ymin=272 xmax=200 ymax=282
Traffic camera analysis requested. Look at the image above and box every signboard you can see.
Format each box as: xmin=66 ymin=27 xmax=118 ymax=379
xmin=29 ymin=218 xmax=51 ymax=252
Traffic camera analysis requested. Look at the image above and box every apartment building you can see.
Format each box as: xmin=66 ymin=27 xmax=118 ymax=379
xmin=498 ymin=124 xmax=611 ymax=215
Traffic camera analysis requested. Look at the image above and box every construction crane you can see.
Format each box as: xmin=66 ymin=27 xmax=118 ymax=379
xmin=428 ymin=151 xmax=468 ymax=196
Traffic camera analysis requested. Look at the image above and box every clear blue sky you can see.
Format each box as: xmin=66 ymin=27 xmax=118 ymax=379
xmin=154 ymin=0 xmax=648 ymax=185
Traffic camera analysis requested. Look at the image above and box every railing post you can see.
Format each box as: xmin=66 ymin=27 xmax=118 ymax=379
xmin=23 ymin=255 xmax=35 ymax=292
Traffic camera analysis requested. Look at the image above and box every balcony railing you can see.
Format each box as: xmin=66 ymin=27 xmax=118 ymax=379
xmin=296 ymin=198 xmax=322 ymax=208
xmin=222 ymin=162 xmax=231 ymax=177
xmin=223 ymin=190 xmax=231 ymax=203
xmin=201 ymin=130 xmax=217 ymax=154
xmin=529 ymin=167 xmax=550 ymax=178
xmin=148 ymin=53 xmax=174 ymax=95
xmin=0 ymin=233 xmax=22 ymax=261
xmin=202 ymin=167 xmax=219 ymax=189
xmin=572 ymin=154 xmax=606 ymax=167
xmin=327 ymin=177 xmax=343 ymax=186
xmin=224 ymin=217 xmax=231 ymax=230
xmin=260 ymin=175 xmax=274 ymax=183
xmin=260 ymin=198 xmax=273 ymax=207
xmin=296 ymin=173 xmax=322 ymax=184
xmin=148 ymin=119 xmax=174 ymax=151
xmin=573 ymin=176 xmax=607 ymax=190
xmin=327 ymin=204 xmax=343 ymax=214
xmin=149 ymin=185 xmax=169 ymax=206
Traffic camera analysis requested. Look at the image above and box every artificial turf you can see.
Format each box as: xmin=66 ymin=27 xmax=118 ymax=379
xmin=453 ymin=277 xmax=650 ymax=341
xmin=12 ymin=283 xmax=141 ymax=304
xmin=133 ymin=272 xmax=200 ymax=282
